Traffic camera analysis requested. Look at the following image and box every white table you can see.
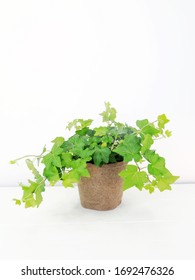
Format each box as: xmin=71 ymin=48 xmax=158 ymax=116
xmin=0 ymin=184 xmax=195 ymax=260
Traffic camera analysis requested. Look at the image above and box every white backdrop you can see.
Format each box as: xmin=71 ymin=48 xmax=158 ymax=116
xmin=0 ymin=0 xmax=195 ymax=186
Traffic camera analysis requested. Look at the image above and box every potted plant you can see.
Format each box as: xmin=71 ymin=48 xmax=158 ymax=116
xmin=10 ymin=102 xmax=179 ymax=210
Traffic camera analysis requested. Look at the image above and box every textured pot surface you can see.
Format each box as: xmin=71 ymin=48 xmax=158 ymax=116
xmin=78 ymin=162 xmax=127 ymax=211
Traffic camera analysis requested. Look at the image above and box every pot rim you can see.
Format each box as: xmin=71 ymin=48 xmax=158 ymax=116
xmin=86 ymin=161 xmax=127 ymax=169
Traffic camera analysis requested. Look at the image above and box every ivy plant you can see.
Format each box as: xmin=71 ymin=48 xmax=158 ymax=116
xmin=10 ymin=102 xmax=179 ymax=208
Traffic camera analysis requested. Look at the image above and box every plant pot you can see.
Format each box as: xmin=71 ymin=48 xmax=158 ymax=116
xmin=78 ymin=162 xmax=127 ymax=211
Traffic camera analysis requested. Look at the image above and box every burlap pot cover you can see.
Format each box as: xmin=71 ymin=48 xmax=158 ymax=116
xmin=78 ymin=162 xmax=127 ymax=211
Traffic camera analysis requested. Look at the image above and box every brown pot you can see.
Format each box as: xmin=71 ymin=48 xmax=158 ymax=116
xmin=78 ymin=162 xmax=127 ymax=211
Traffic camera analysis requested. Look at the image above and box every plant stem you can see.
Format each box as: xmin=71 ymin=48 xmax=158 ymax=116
xmin=135 ymin=161 xmax=141 ymax=171
xmin=140 ymin=166 xmax=147 ymax=170
xmin=13 ymin=154 xmax=44 ymax=162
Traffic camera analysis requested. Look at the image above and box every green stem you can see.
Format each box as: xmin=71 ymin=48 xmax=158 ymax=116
xmin=135 ymin=161 xmax=141 ymax=171
xmin=13 ymin=154 xmax=44 ymax=162
xmin=140 ymin=166 xmax=147 ymax=170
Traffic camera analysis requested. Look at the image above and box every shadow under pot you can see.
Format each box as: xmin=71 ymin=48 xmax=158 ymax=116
xmin=78 ymin=162 xmax=127 ymax=211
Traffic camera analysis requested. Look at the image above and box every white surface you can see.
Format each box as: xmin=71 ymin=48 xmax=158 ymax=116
xmin=0 ymin=184 xmax=195 ymax=260
xmin=1 ymin=0 xmax=195 ymax=186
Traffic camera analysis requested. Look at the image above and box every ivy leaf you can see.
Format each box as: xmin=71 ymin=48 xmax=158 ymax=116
xmin=162 ymin=173 xmax=180 ymax=184
xmin=165 ymin=130 xmax=172 ymax=137
xmin=10 ymin=160 xmax=16 ymax=164
xmin=64 ymin=135 xmax=86 ymax=156
xmin=43 ymin=165 xmax=60 ymax=185
xmin=34 ymin=186 xmax=45 ymax=206
xmin=62 ymin=170 xmax=81 ymax=188
xmin=67 ymin=119 xmax=93 ymax=131
xmin=94 ymin=126 xmax=108 ymax=136
xmin=143 ymin=149 xmax=159 ymax=164
xmin=119 ymin=165 xmax=149 ymax=191
xmin=113 ymin=134 xmax=141 ymax=162
xmin=136 ymin=119 xmax=159 ymax=136
xmin=101 ymin=135 xmax=113 ymax=144
xmin=25 ymin=159 xmax=43 ymax=181
xmin=70 ymin=159 xmax=90 ymax=177
xmin=156 ymin=178 xmax=172 ymax=192
xmin=158 ymin=114 xmax=169 ymax=129
xmin=141 ymin=124 xmax=159 ymax=136
xmin=100 ymin=102 xmax=117 ymax=123
xmin=76 ymin=148 xmax=94 ymax=161
xmin=42 ymin=138 xmax=63 ymax=168
xmin=61 ymin=152 xmax=72 ymax=168
xmin=144 ymin=150 xmax=165 ymax=176
xmin=62 ymin=172 xmax=78 ymax=188
xmin=20 ymin=180 xmax=45 ymax=208
xmin=93 ymin=147 xmax=111 ymax=166
xmin=22 ymin=160 xmax=46 ymax=207
xmin=51 ymin=138 xmax=64 ymax=152
xmin=136 ymin=119 xmax=149 ymax=129
xmin=62 ymin=159 xmax=90 ymax=187
xmin=42 ymin=152 xmax=62 ymax=168
xmin=76 ymin=127 xmax=93 ymax=136
xmin=148 ymin=157 xmax=168 ymax=177
xmin=22 ymin=190 xmax=37 ymax=208
xmin=141 ymin=134 xmax=154 ymax=153
xmin=66 ymin=119 xmax=78 ymax=131
xmin=13 ymin=199 xmax=21 ymax=205
xmin=144 ymin=184 xmax=155 ymax=193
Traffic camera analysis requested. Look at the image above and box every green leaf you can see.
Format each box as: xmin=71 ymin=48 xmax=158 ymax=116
xmin=61 ymin=160 xmax=90 ymax=187
xmin=62 ymin=164 xmax=90 ymax=188
xmin=113 ymin=134 xmax=141 ymax=162
xmin=62 ymin=172 xmax=78 ymax=188
xmin=156 ymin=178 xmax=172 ymax=192
xmin=76 ymin=127 xmax=92 ymax=136
xmin=67 ymin=119 xmax=93 ymax=131
xmin=75 ymin=148 xmax=94 ymax=161
xmin=136 ymin=119 xmax=149 ymax=129
xmin=165 ymin=130 xmax=172 ymax=137
xmin=70 ymin=159 xmax=90 ymax=177
xmin=34 ymin=187 xmax=45 ymax=207
xmin=61 ymin=152 xmax=72 ymax=168
xmin=9 ymin=160 xmax=16 ymax=164
xmin=158 ymin=114 xmax=169 ymax=129
xmin=143 ymin=150 xmax=159 ymax=164
xmin=64 ymin=135 xmax=86 ymax=156
xmin=94 ymin=126 xmax=108 ymax=136
xmin=141 ymin=134 xmax=154 ymax=153
xmin=51 ymin=137 xmax=64 ymax=150
xmin=43 ymin=165 xmax=60 ymax=185
xmin=141 ymin=124 xmax=160 ymax=136
xmin=20 ymin=179 xmax=45 ymax=208
xmin=144 ymin=184 xmax=155 ymax=193
xmin=42 ymin=137 xmax=63 ymax=168
xmin=93 ymin=147 xmax=111 ymax=166
xmin=101 ymin=135 xmax=114 ymax=144
xmin=100 ymin=102 xmax=117 ymax=123
xmin=42 ymin=152 xmax=62 ymax=168
xmin=25 ymin=159 xmax=42 ymax=181
xmin=119 ymin=165 xmax=149 ymax=191
xmin=162 ymin=173 xmax=180 ymax=184
xmin=13 ymin=199 xmax=21 ymax=205
xmin=22 ymin=160 xmax=45 ymax=207
xmin=148 ymin=157 xmax=168 ymax=177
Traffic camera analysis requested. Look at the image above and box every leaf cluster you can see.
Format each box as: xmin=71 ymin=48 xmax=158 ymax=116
xmin=10 ymin=102 xmax=179 ymax=207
